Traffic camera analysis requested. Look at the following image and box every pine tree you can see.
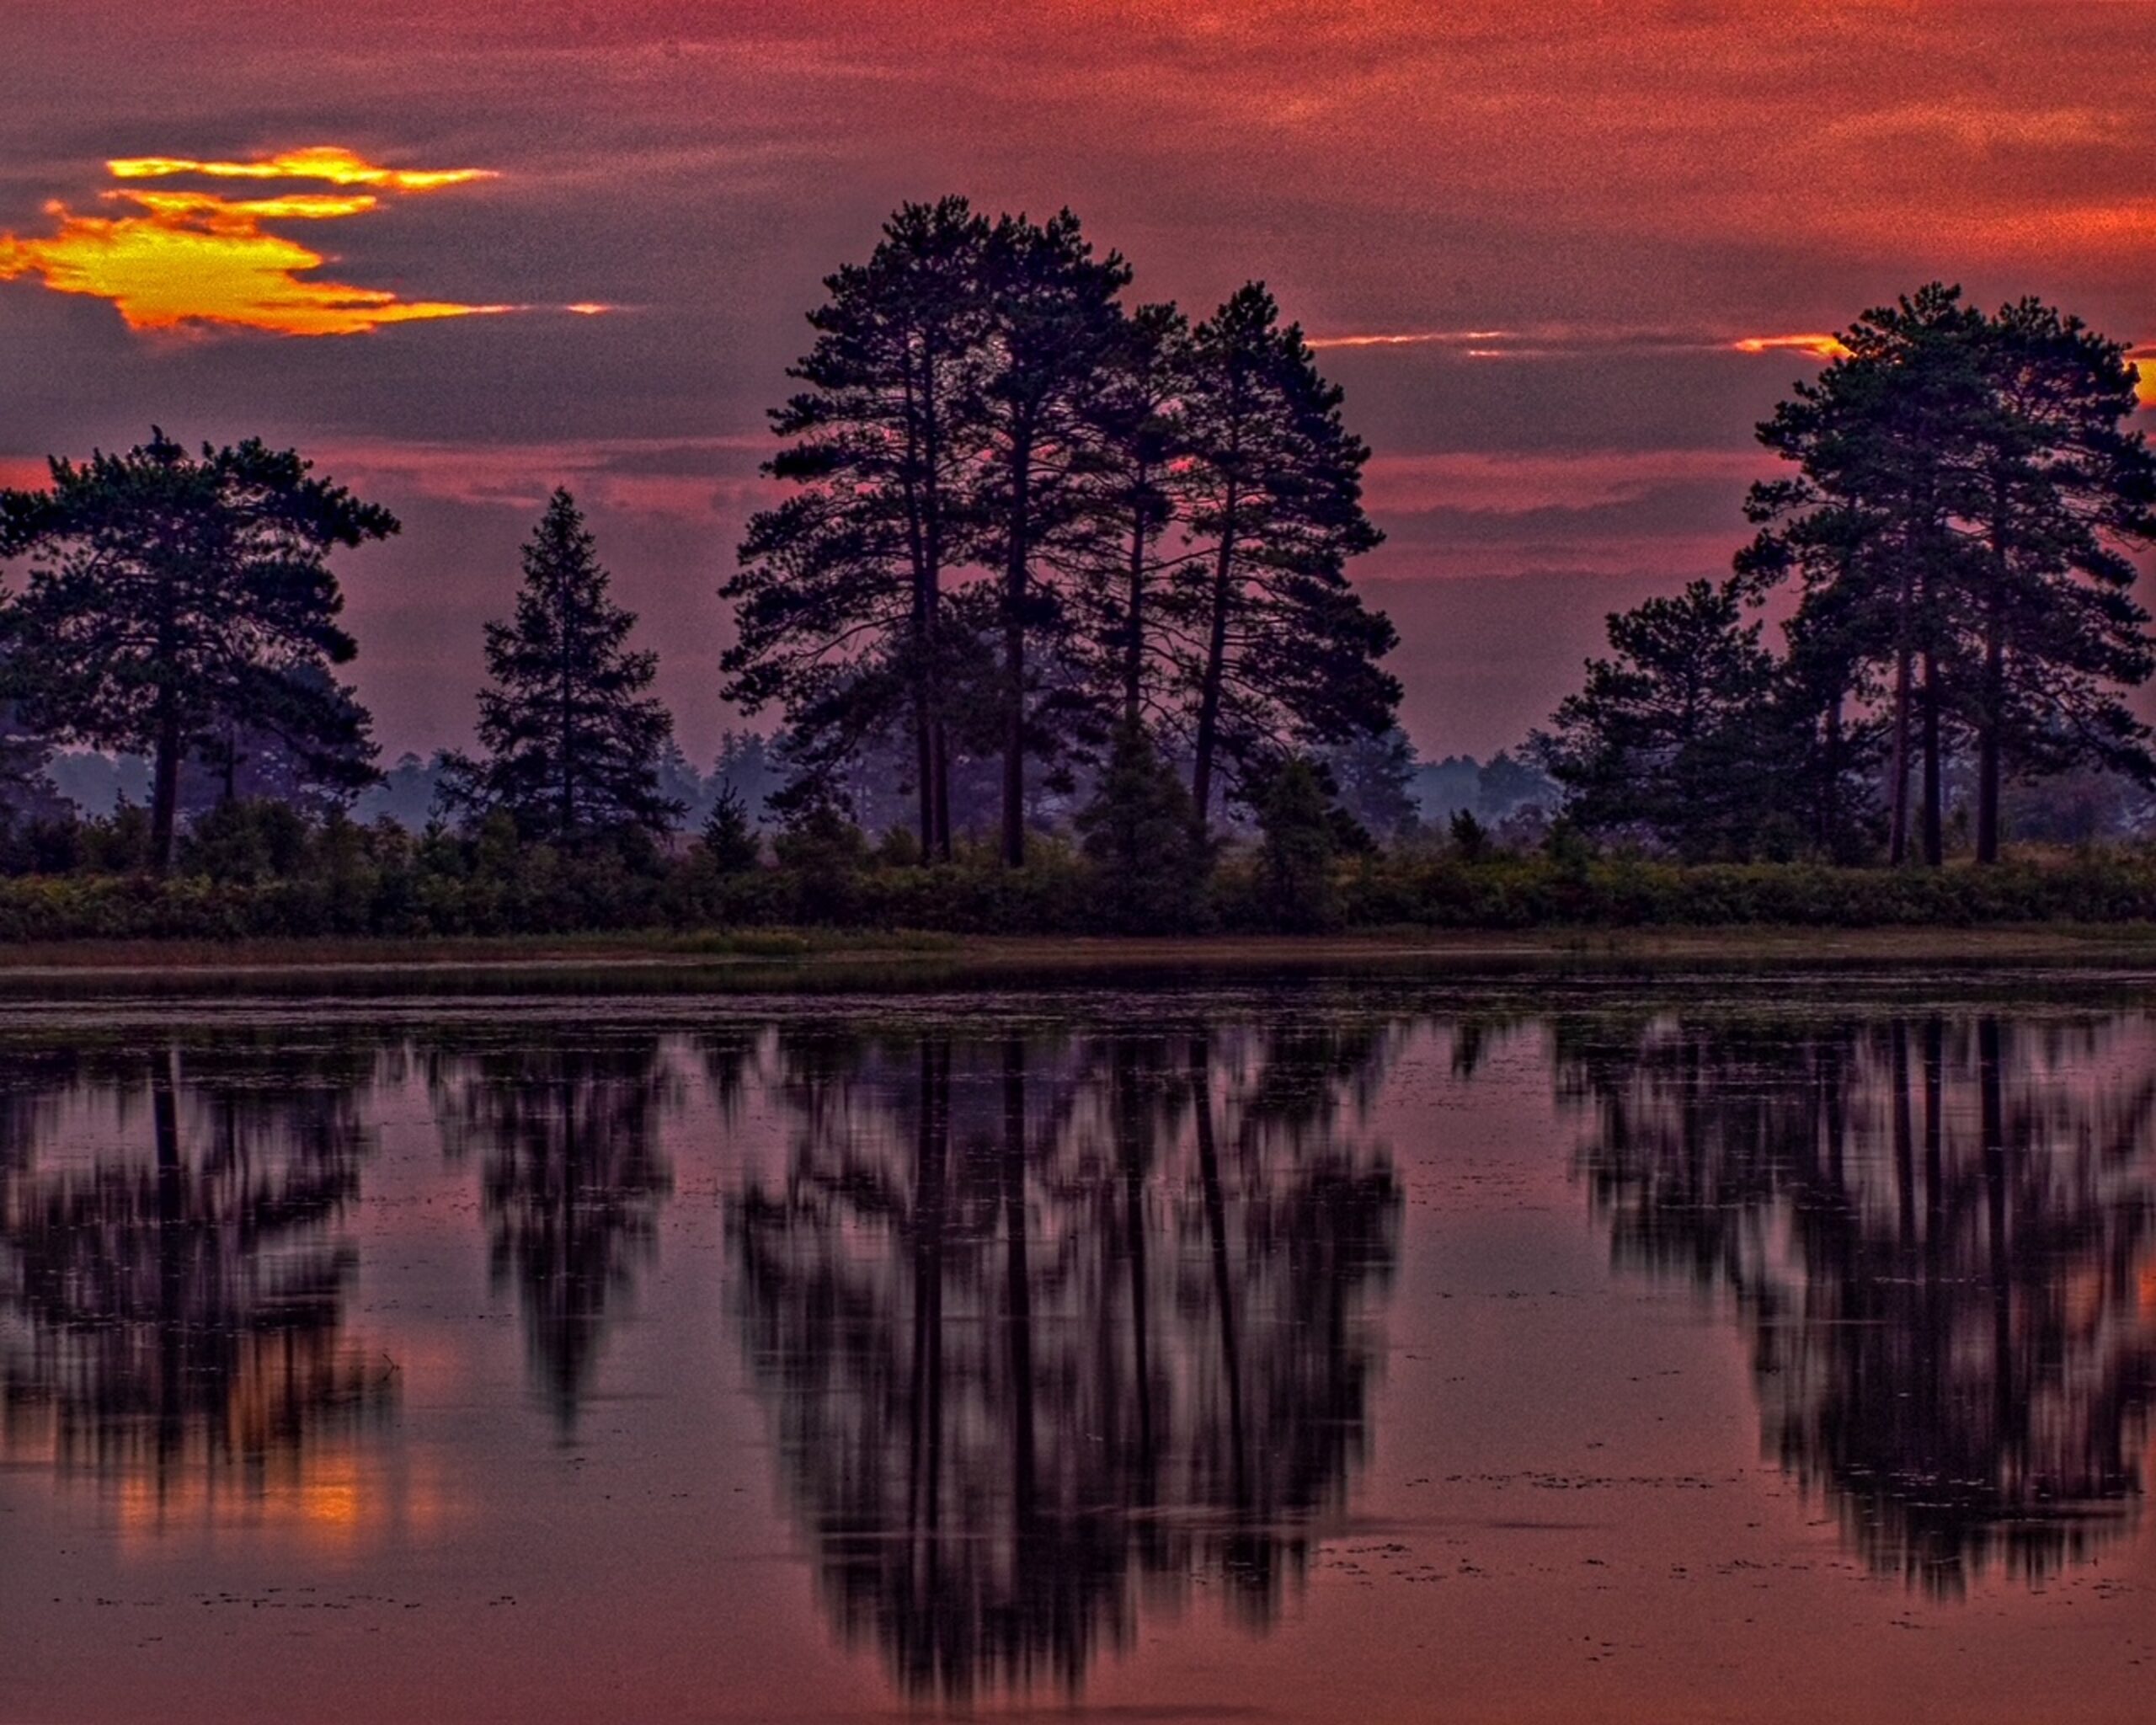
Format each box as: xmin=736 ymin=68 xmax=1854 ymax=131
xmin=1172 ymin=285 xmax=1396 ymax=835
xmin=0 ymin=430 xmax=396 ymax=871
xmin=974 ymin=209 xmax=1132 ymax=866
xmin=1743 ymin=286 xmax=1993 ymax=866
xmin=1251 ymin=755 xmax=1347 ymax=932
xmin=1534 ymin=579 xmax=1793 ymax=859
xmin=1082 ymin=303 xmax=1191 ymax=738
xmin=1961 ymin=299 xmax=2156 ymax=862
xmin=1742 ymin=286 xmax=2156 ymax=864
xmin=449 ymin=489 xmax=680 ymax=845
xmin=725 ymin=198 xmax=995 ymax=862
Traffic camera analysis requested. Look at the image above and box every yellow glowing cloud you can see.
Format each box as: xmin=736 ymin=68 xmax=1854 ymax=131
xmin=108 ymin=146 xmax=495 ymax=193
xmin=1307 ymin=328 xmax=1513 ymax=350
xmin=1734 ymin=333 xmax=1854 ymax=361
xmin=0 ymin=147 xmax=506 ymax=336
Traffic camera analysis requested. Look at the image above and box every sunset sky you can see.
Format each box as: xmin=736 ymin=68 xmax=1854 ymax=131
xmin=3 ymin=1 xmax=2152 ymax=763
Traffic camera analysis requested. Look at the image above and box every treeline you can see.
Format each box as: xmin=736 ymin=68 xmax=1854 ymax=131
xmin=3 ymin=234 xmax=2154 ymax=941
xmin=1535 ymin=285 xmax=2156 ymax=864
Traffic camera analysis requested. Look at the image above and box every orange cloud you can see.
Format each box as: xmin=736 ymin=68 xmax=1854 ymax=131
xmin=1307 ymin=328 xmax=1513 ymax=350
xmin=0 ymin=147 xmax=507 ymax=336
xmin=1733 ymin=334 xmax=1853 ymax=361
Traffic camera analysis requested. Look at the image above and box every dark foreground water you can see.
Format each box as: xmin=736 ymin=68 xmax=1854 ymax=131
xmin=4 ymin=972 xmax=2155 ymax=1722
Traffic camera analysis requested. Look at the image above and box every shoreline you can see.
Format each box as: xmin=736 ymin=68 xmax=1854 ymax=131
xmin=4 ymin=922 xmax=2156 ymax=983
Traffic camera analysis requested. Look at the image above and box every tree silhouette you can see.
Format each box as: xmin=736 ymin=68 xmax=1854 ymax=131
xmin=1172 ymin=285 xmax=1395 ymax=833
xmin=729 ymin=1016 xmax=1400 ymax=1701
xmin=1741 ymin=286 xmax=2156 ymax=864
xmin=0 ymin=1035 xmax=392 ymax=1514
xmin=974 ymin=210 xmax=1132 ymax=866
xmin=1561 ymin=1007 xmax=2156 ymax=1593
xmin=1534 ymin=578 xmax=1795 ymax=858
xmin=726 ymin=198 xmax=995 ymax=860
xmin=445 ymin=489 xmax=680 ymax=845
xmin=430 ymin=1033 xmax=675 ymax=1434
xmin=1961 ymin=300 xmax=2156 ymax=861
xmin=0 ymin=430 xmax=396 ymax=871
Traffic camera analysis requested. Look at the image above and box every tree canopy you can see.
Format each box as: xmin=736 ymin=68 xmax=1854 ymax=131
xmin=0 ymin=429 xmax=394 ymax=869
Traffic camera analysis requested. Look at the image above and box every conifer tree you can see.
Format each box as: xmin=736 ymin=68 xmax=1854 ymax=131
xmin=974 ymin=209 xmax=1132 ymax=866
xmin=1070 ymin=302 xmax=1192 ymax=742
xmin=1961 ymin=300 xmax=2156 ymax=862
xmin=449 ymin=489 xmax=680 ymax=845
xmin=1742 ymin=286 xmax=2156 ymax=863
xmin=1534 ymin=579 xmax=1792 ymax=859
xmin=1172 ymin=286 xmax=1396 ymax=834
xmin=0 ymin=429 xmax=396 ymax=873
xmin=725 ymin=198 xmax=995 ymax=861
xmin=701 ymin=783 xmax=762 ymax=873
xmin=1074 ymin=721 xmax=1208 ymax=932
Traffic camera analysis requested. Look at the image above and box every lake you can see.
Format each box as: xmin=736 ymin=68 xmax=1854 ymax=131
xmin=3 ymin=967 xmax=2153 ymax=1722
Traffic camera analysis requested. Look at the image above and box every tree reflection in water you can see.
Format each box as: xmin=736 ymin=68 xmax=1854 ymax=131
xmin=430 ymin=1033 xmax=675 ymax=1434
xmin=0 ymin=1033 xmax=392 ymax=1521
xmin=729 ymin=1017 xmax=1402 ymax=1702
xmin=1561 ymin=1011 xmax=2156 ymax=1594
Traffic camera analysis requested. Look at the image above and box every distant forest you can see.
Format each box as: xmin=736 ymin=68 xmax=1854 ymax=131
xmin=1 ymin=199 xmax=2152 ymax=937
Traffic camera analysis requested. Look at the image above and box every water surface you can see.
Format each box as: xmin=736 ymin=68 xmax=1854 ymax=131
xmin=3 ymin=976 xmax=2153 ymax=1722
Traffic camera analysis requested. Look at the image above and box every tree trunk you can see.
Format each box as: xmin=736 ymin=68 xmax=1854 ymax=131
xmin=1977 ymin=487 xmax=2010 ymax=867
xmin=1122 ymin=465 xmax=1150 ymax=733
xmin=906 ymin=1039 xmax=948 ymax=1528
xmin=1190 ymin=489 xmax=1240 ymax=834
xmin=906 ymin=352 xmax=952 ymax=865
xmin=154 ymin=1044 xmax=184 ymax=1462
xmin=1977 ymin=628 xmax=2004 ymax=865
xmin=558 ymin=590 xmax=576 ymax=843
xmin=1897 ymin=560 xmax=1914 ymax=871
xmin=1115 ymin=1047 xmax=1155 ymax=1477
xmin=1920 ymin=648 xmax=1943 ymax=867
xmin=150 ymin=691 xmax=183 ymax=876
xmin=1821 ymin=692 xmax=1844 ymax=858
xmin=931 ymin=721 xmax=951 ymax=861
xmin=1001 ymin=435 xmax=1033 ymax=869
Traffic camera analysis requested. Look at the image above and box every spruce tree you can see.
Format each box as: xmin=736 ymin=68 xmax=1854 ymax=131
xmin=451 ymin=489 xmax=680 ymax=845
xmin=0 ymin=430 xmax=396 ymax=871
xmin=701 ymin=783 xmax=762 ymax=873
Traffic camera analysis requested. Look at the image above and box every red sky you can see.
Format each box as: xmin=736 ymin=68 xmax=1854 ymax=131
xmin=3 ymin=1 xmax=2153 ymax=762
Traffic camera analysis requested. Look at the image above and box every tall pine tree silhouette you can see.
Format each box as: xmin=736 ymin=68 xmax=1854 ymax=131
xmin=1173 ymin=286 xmax=1396 ymax=833
xmin=450 ymin=489 xmax=680 ymax=844
xmin=726 ymin=198 xmax=995 ymax=861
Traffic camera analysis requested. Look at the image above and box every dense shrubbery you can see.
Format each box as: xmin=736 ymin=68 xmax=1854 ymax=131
xmin=8 ymin=796 xmax=2156 ymax=942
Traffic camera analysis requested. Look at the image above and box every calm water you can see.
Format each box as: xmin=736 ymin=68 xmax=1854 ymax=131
xmin=4 ymin=975 xmax=2154 ymax=1722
